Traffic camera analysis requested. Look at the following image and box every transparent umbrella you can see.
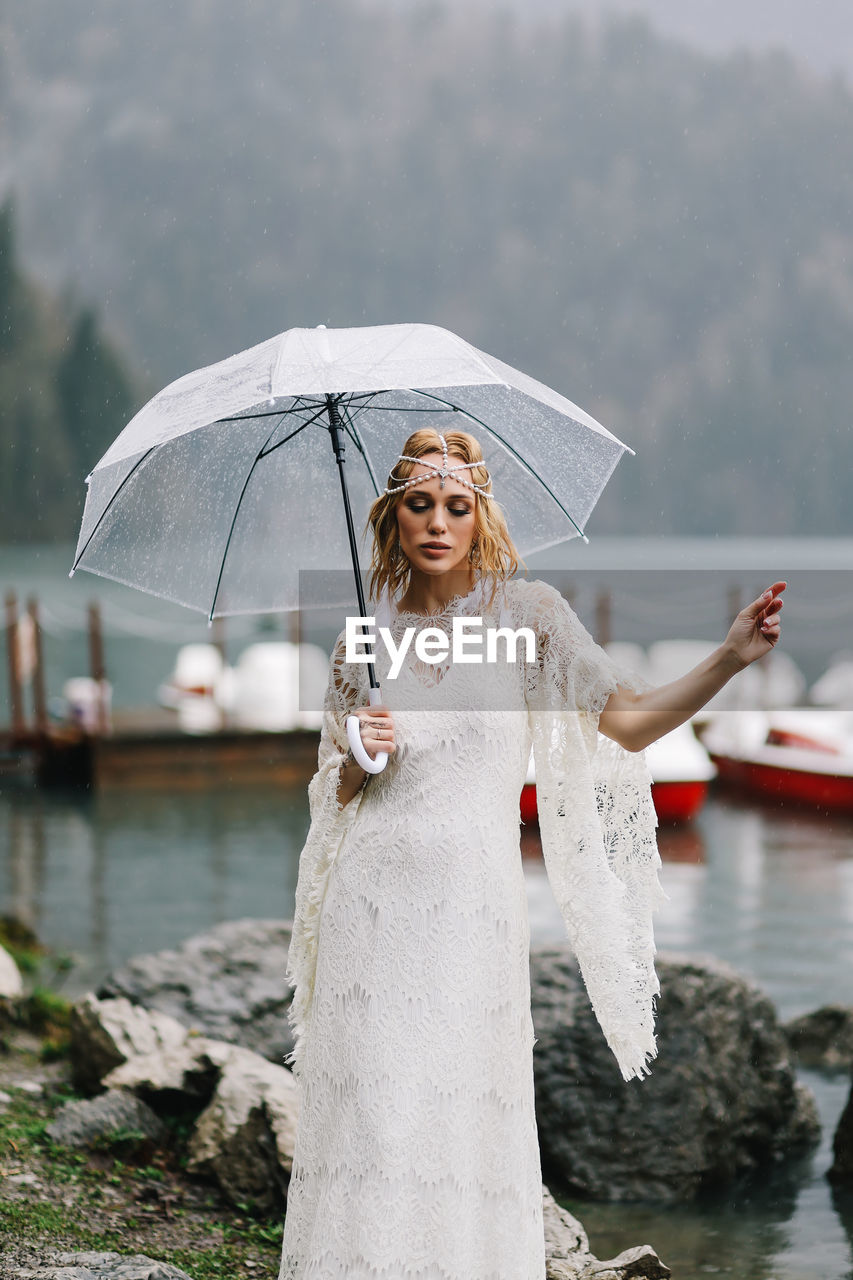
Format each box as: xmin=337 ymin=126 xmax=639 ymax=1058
xmin=70 ymin=321 xmax=635 ymax=771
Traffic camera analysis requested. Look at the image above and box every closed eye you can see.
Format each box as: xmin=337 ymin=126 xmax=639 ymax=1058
xmin=406 ymin=501 xmax=472 ymax=516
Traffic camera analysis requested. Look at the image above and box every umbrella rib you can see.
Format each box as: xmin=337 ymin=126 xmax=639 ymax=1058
xmin=71 ymin=447 xmax=157 ymax=571
xmin=358 ymin=402 xmax=456 ymax=414
xmin=215 ymin=394 xmax=322 ymax=425
xmin=207 ymin=420 xmax=297 ymax=621
xmin=339 ymin=399 xmax=382 ymax=498
xmin=256 ymin=404 xmax=330 ymax=459
xmin=407 ymin=388 xmax=589 ymax=542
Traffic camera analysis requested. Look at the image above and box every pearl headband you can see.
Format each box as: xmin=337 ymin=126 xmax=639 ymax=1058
xmin=383 ymin=433 xmax=493 ymax=498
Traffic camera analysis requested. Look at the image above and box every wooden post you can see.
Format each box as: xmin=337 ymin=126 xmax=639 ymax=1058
xmin=211 ymin=615 xmax=226 ymax=667
xmin=288 ymin=609 xmax=302 ymax=647
xmin=210 ymin=615 xmax=227 ymax=732
xmin=595 ymin=589 xmax=611 ymax=648
xmin=26 ymin=596 xmax=48 ymax=736
xmin=727 ymin=585 xmax=741 ymax=625
xmin=4 ymin=591 xmax=26 ymax=740
xmin=87 ymin=600 xmax=109 ymax=736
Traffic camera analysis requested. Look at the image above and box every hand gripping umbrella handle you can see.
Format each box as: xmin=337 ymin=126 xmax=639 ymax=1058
xmin=346 ymin=686 xmax=389 ymax=775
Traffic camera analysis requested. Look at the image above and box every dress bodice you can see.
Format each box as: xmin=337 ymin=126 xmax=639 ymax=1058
xmin=360 ymin=582 xmax=530 ymax=836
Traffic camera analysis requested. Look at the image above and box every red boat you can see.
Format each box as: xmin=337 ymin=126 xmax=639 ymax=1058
xmin=701 ymin=709 xmax=853 ymax=813
xmin=520 ymin=722 xmax=715 ymax=825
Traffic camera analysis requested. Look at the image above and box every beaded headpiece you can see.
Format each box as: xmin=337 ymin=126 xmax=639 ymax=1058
xmin=383 ymin=433 xmax=493 ymax=498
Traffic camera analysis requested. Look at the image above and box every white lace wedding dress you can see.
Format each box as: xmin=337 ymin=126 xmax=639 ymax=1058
xmin=279 ymin=578 xmax=662 ymax=1280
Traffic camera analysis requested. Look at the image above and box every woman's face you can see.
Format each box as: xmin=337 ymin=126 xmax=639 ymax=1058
xmin=394 ymin=453 xmax=478 ymax=579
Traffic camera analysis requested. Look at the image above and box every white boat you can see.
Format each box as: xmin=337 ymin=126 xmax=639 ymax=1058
xmin=158 ymin=640 xmax=329 ymax=733
xmin=810 ymin=652 xmax=853 ymax=710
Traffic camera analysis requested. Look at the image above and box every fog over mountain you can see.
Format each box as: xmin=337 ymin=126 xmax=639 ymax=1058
xmin=380 ymin=0 xmax=853 ymax=81
xmin=2 ymin=0 xmax=852 ymax=538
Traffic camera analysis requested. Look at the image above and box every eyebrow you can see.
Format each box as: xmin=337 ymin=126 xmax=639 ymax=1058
xmin=404 ymin=488 xmax=473 ymax=501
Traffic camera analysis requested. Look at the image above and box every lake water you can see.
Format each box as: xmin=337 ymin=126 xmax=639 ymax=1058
xmin=2 ymin=539 xmax=853 ymax=1278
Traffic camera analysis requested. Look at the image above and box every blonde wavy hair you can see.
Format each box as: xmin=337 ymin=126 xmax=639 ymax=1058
xmin=366 ymin=427 xmax=522 ymax=609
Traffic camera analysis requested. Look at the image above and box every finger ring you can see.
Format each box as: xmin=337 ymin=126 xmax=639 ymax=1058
xmin=378 ymin=727 xmax=383 ymax=739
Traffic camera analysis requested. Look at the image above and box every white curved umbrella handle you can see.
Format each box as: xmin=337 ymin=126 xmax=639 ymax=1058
xmin=346 ymin=686 xmax=389 ymax=774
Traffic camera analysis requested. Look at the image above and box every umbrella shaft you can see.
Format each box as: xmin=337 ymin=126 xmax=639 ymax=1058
xmin=326 ymin=395 xmax=378 ymax=692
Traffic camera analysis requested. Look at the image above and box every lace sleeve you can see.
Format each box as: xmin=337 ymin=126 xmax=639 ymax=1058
xmin=284 ymin=632 xmax=369 ymax=1081
xmin=510 ymin=578 xmax=665 ymax=1082
xmin=313 ymin=632 xmax=368 ymax=795
xmin=512 ymin=576 xmax=650 ymax=720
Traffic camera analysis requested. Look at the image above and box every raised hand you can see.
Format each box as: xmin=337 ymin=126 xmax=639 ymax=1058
xmin=722 ymin=581 xmax=787 ymax=670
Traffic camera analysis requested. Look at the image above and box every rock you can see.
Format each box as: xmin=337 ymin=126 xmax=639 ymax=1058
xmin=103 ymin=1035 xmax=229 ymax=1109
xmin=784 ymin=1005 xmax=853 ymax=1072
xmin=70 ymin=994 xmax=190 ymax=1095
xmin=543 ymin=1186 xmax=595 ymax=1278
xmin=0 ymin=942 xmax=23 ymax=997
xmin=542 ymin=1185 xmax=670 ymax=1279
xmin=530 ymin=948 xmax=820 ymax=1203
xmin=46 ymin=1090 xmax=168 ymax=1149
xmin=583 ymin=1248 xmax=672 ymax=1279
xmin=829 ymin=1075 xmax=853 ymax=1183
xmin=187 ymin=1041 xmax=300 ymax=1213
xmin=9 ymin=1078 xmax=44 ymax=1095
xmin=101 ymin=1031 xmax=300 ymax=1212
xmin=3 ymin=1252 xmax=195 ymax=1278
xmin=97 ymin=918 xmax=294 ymax=1065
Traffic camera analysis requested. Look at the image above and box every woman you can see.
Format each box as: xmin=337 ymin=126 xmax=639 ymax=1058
xmin=279 ymin=428 xmax=784 ymax=1280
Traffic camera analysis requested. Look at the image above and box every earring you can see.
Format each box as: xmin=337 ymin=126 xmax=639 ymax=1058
xmin=468 ymin=539 xmax=481 ymax=565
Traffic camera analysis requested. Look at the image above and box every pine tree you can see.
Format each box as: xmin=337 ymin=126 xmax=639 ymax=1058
xmin=0 ymin=196 xmax=139 ymax=540
xmin=56 ymin=307 xmax=136 ymax=476
xmin=0 ymin=196 xmax=26 ymax=357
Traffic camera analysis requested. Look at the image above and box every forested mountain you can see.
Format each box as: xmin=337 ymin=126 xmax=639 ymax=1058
xmin=2 ymin=0 xmax=853 ymax=537
xmin=0 ymin=200 xmax=137 ymax=540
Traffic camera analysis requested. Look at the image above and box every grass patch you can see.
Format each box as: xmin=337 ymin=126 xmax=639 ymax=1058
xmin=0 ymin=1182 xmax=285 ymax=1280
xmin=0 ymin=916 xmax=46 ymax=974
xmin=18 ymin=988 xmax=73 ymax=1058
xmin=0 ymin=1040 xmax=287 ymax=1278
xmin=0 ymin=916 xmax=75 ymax=995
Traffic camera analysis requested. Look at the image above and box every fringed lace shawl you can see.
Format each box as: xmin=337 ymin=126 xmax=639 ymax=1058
xmin=284 ymin=576 xmax=665 ymax=1085
xmin=511 ymin=578 xmax=666 ymax=1081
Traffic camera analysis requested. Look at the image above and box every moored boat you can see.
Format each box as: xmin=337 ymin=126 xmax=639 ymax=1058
xmin=645 ymin=722 xmax=717 ymax=822
xmin=520 ymin=720 xmax=716 ymax=825
xmin=700 ymin=709 xmax=853 ymax=812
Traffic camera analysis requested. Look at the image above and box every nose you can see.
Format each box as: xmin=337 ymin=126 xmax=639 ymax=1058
xmin=427 ymin=506 xmax=448 ymax=534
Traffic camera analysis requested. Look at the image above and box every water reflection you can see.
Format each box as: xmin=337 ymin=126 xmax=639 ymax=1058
xmin=656 ymin=822 xmax=706 ymax=864
xmin=6 ymin=795 xmax=46 ymax=931
xmin=831 ymin=1184 xmax=853 ymax=1277
xmin=559 ymin=1074 xmax=853 ymax=1280
xmin=1 ymin=781 xmax=310 ymax=991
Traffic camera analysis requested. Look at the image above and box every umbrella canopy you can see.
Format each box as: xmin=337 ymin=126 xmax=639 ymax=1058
xmin=71 ymin=323 xmax=634 ymax=618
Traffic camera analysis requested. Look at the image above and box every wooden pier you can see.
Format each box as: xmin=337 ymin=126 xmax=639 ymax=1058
xmin=2 ymin=590 xmax=320 ymax=791
xmin=0 ymin=714 xmax=321 ymax=791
